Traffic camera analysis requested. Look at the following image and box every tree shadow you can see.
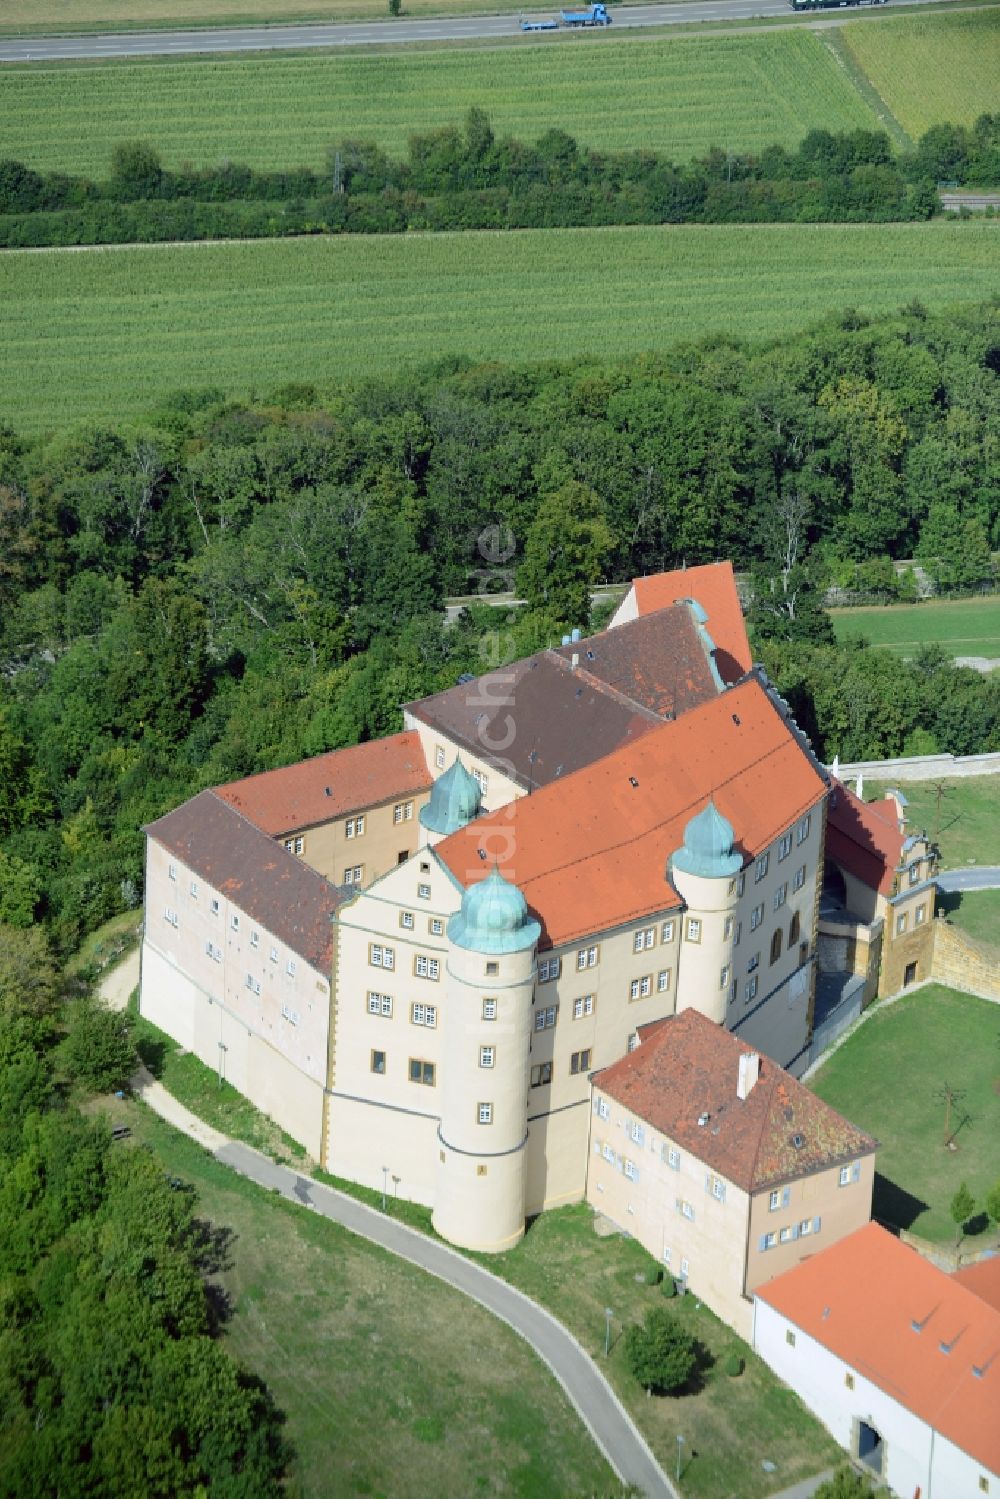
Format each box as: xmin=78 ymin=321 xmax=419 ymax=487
xmin=136 ymin=1034 xmax=167 ymax=1077
xmin=873 ymin=1173 xmax=929 ymax=1232
xmin=195 ymin=1218 xmax=236 ymax=1277
xmin=937 ymin=889 xmax=963 ymax=920
xmin=964 ymin=1211 xmax=990 ymax=1239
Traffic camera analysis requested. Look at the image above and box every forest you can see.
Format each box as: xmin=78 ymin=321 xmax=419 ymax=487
xmin=1 ymin=298 xmax=998 ymax=957
xmin=1 ymin=114 xmax=999 ymax=247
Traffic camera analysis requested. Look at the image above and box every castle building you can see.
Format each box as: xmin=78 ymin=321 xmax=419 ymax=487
xmin=141 ymin=563 xmax=883 ymax=1262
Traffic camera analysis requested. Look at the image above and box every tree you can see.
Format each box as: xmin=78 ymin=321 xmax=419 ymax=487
xmin=61 ymin=999 xmax=135 ymax=1093
xmin=0 ymin=925 xmax=60 ymax=1021
xmin=984 ymin=1178 xmax=1000 ymax=1235
xmin=109 ymin=140 xmax=164 ymax=200
xmin=516 ymin=481 xmax=612 ymax=630
xmin=950 ymin=1181 xmax=976 ymax=1245
xmin=813 ymin=1467 xmax=874 ymax=1499
xmin=623 ymin=1306 xmax=697 ymax=1394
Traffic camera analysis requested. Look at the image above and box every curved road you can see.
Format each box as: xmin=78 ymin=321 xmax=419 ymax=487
xmin=0 ymin=0 xmax=937 ymax=61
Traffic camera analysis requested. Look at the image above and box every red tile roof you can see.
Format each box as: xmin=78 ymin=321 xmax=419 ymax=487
xmin=146 ymin=790 xmax=341 ymax=970
xmin=825 ymin=781 xmax=905 ymax=897
xmin=215 ymin=731 xmax=432 ymax=836
xmin=952 ymin=1257 xmax=1000 ymax=1317
xmin=593 ymin=1009 xmax=875 ymax=1191
xmin=630 ymin=563 xmax=752 ymax=681
xmin=437 ymin=674 xmax=827 ymax=948
xmin=757 ymin=1223 xmax=1000 ymax=1476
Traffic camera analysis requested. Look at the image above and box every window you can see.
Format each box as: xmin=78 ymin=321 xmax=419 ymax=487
xmin=269 ymin=946 xmax=278 ymax=963
xmin=479 ymin=1045 xmax=495 ymax=1069
xmin=777 ymin=833 xmax=792 ymax=862
xmin=204 ymin=941 xmax=222 ymax=962
xmin=485 ymin=960 xmax=499 ymax=976
xmin=755 ymin=852 xmax=769 ymax=882
xmin=371 ymin=1049 xmax=386 ymax=1075
xmin=249 ymin=931 xmax=259 ymax=950
xmin=839 ymin=1165 xmax=851 ymax=1186
xmin=845 ymin=1372 xmax=855 ymax=1391
xmin=770 ymin=930 xmax=782 ymax=965
xmin=779 ymin=1226 xmax=793 ymax=1243
xmin=978 ymin=1479 xmax=988 ymax=1495
xmin=393 ymin=801 xmax=413 ymax=824
xmin=633 ymin=927 xmax=655 ymax=953
xmin=793 ymin=864 xmax=806 ymax=892
xmin=723 ymin=915 xmax=734 ymax=940
xmin=245 ymin=973 xmax=261 ymax=995
xmin=769 ymin=1189 xmax=781 ymax=1211
xmin=284 ymin=836 xmax=304 ymax=856
xmin=400 ymin=911 xmax=415 ymax=930
xmin=408 ymin=1058 xmax=435 ymax=1086
xmin=482 ymin=998 xmax=497 ymax=1021
xmin=629 ymin=975 xmax=652 ymax=1001
xmin=602 ymin=1142 xmax=615 ymax=1164
xmin=657 ymin=969 xmax=670 ymax=992
xmin=630 ymin=1120 xmax=644 ymax=1144
xmin=663 ymin=1248 xmax=672 ymax=1267
xmin=912 ymin=901 xmax=927 ymax=926
xmin=168 ymin=864 xmax=177 ymax=882
xmin=745 ymin=976 xmax=758 ymax=1003
xmin=210 ymin=897 xmax=220 ymax=914
xmin=896 ymin=912 xmax=908 ymax=935
xmin=796 ymin=814 xmax=811 ymax=844
xmin=686 ymin=918 xmax=702 ymax=943
xmin=429 ymin=917 xmax=444 ymax=936
xmin=368 ymin=992 xmax=393 ymax=1017
xmin=711 ymin=1177 xmax=726 ymax=1202
xmin=678 ymin=1200 xmax=695 ymax=1222
xmin=414 ymin=954 xmax=440 ymax=981
xmin=773 ymin=883 xmax=788 ymax=911
xmin=909 ymin=861 xmax=921 ymax=887
xmin=343 ymin=865 xmax=363 ymax=886
xmin=750 ymin=903 xmax=764 ymax=931
xmin=788 ymin=911 xmax=800 ymax=946
xmin=282 ymin=1003 xmax=301 ymax=1026
xmin=763 ymin=1232 xmax=777 ymax=1250
xmin=627 ymin=1031 xmax=639 ymax=1053
xmin=189 ymin=880 xmax=198 ymax=899
xmin=732 ymin=920 xmax=742 ymax=946
xmin=471 ymin=768 xmax=489 ymax=797
xmin=661 ymin=920 xmax=675 ymax=943
xmin=534 ymin=1005 xmax=557 ymax=1031
xmin=570 ymin=1048 xmax=592 ymax=1075
xmin=576 ymin=946 xmax=599 ymax=971
xmin=538 ymin=956 xmax=560 ymax=983
xmin=478 ymin=1102 xmax=493 ymax=1125
xmin=370 ymin=944 xmax=395 ymax=970
xmin=737 ymin=873 xmax=746 ymax=897
xmin=286 ymin=959 xmax=296 ymax=977
xmin=573 ymin=994 xmax=594 ymax=1019
xmin=624 ymin=1159 xmax=638 ymax=1182
xmin=799 ymin=1218 xmax=813 ymax=1236
xmin=164 ymin=907 xmax=179 ymax=928
xmin=231 ymin=914 xmax=240 ymax=931
xmin=786 ymin=1329 xmax=796 ymax=1348
xmin=748 ymin=953 xmax=760 ymax=974
xmin=417 ymin=882 xmax=431 ymax=900
xmin=667 ymin=1147 xmax=680 ymax=1169
xmin=680 ymin=1257 xmax=690 ymax=1279
xmin=407 ymin=1002 xmax=434 ymax=1028
xmin=597 ymin=1097 xmax=610 ymax=1120
xmin=530 ymin=1062 xmax=552 ymax=1088
xmin=720 ymin=964 xmax=730 ymax=989
xmin=435 ymin=745 xmax=446 ymax=769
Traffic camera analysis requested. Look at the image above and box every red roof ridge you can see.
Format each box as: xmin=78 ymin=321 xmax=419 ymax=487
xmin=547 ymin=650 xmax=665 ymax=721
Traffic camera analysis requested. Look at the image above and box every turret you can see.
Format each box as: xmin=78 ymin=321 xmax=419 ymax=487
xmin=433 ymin=866 xmax=540 ymax=1252
xmin=419 ymin=756 xmax=482 ymax=847
xmin=670 ymin=800 xmax=742 ymax=1025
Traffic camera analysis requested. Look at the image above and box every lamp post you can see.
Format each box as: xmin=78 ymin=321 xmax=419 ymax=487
xmin=217 ymin=1040 xmax=227 ymax=1088
xmin=676 ymin=1434 xmax=685 ymax=1483
xmin=381 ymin=1165 xmax=389 ymax=1212
xmin=604 ymin=1307 xmax=613 ymax=1357
xmin=392 ymin=1174 xmax=401 ymax=1209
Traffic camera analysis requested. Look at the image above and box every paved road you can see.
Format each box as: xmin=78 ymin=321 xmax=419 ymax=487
xmin=937 ymin=867 xmax=1000 ymax=893
xmin=0 ymin=0 xmax=933 ymax=62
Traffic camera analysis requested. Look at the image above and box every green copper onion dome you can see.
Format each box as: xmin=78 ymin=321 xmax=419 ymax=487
xmin=448 ymin=866 xmax=541 ymax=954
xmin=671 ymin=799 xmax=743 ymax=879
xmin=420 ymin=756 xmax=482 ymax=837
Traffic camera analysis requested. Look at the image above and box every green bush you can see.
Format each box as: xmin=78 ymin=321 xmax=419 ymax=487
xmin=661 ymin=1275 xmax=676 ymax=1298
xmin=623 ymin=1306 xmax=697 ymax=1394
xmin=644 ymin=1262 xmax=663 ymax=1286
xmin=61 ymin=998 xmax=135 ymax=1092
xmin=724 ymin=1351 xmax=744 ymax=1377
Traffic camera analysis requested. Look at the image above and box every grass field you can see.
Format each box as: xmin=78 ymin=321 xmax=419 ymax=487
xmin=830 ymin=596 xmax=1000 ymax=660
xmin=0 ymin=29 xmax=882 ymax=175
xmin=810 ymin=985 xmax=1000 ymax=1244
xmin=0 ymin=0 xmax=556 ymax=28
xmin=100 ymin=1104 xmax=617 ymax=1499
xmin=3 ymin=221 xmax=998 ymax=435
xmin=937 ymin=888 xmax=1000 ymax=948
xmin=869 ymin=777 xmax=1000 ymax=869
xmin=843 ymin=10 xmax=1000 ymax=139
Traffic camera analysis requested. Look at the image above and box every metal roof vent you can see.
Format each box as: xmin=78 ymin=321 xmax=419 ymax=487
xmin=629 ymin=777 xmax=639 ymax=788
xmin=324 ymin=786 xmax=332 ymax=796
xmin=697 ymin=1112 xmax=710 ymax=1127
xmin=791 ymin=1133 xmax=805 ymax=1150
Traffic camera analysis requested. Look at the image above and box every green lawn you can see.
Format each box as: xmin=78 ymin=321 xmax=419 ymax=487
xmin=869 ymin=777 xmax=1000 ymax=869
xmin=102 ymin=1102 xmax=617 ymax=1499
xmin=3 ymin=222 xmax=998 ymax=435
xmin=843 ymin=10 xmax=1000 ymax=138
xmin=830 ymin=596 xmax=1000 ymax=660
xmin=810 ymin=985 xmax=1000 ymax=1244
xmin=0 ymin=29 xmax=881 ymax=175
xmin=937 ymin=888 xmax=1000 ymax=949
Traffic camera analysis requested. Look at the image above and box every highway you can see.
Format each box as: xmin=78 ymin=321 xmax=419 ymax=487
xmin=0 ymin=0 xmax=930 ymax=62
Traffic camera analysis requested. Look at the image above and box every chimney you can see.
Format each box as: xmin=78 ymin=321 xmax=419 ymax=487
xmin=737 ymin=1051 xmax=760 ymax=1101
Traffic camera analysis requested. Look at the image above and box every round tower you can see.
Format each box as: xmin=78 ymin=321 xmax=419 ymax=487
xmin=433 ymin=866 xmax=540 ymax=1252
xmin=670 ymin=800 xmax=742 ymax=1025
xmin=419 ymin=755 xmax=482 ymax=848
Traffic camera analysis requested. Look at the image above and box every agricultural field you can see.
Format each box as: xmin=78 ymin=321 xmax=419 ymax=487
xmin=830 ymin=596 xmax=1000 ymax=661
xmin=810 ymin=985 xmax=1000 ymax=1245
xmin=0 ymin=0 xmax=618 ymax=30
xmin=3 ymin=221 xmax=998 ymax=435
xmin=843 ymin=10 xmax=1000 ymax=140
xmin=0 ymin=29 xmax=883 ymax=175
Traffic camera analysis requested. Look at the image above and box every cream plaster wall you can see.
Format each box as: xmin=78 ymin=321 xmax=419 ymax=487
xmin=402 ymin=711 xmax=525 ymax=814
xmin=284 ymin=788 xmax=432 ymax=890
xmin=608 ymin=586 xmax=639 ymax=629
xmin=746 ymin=1155 xmax=875 ymax=1298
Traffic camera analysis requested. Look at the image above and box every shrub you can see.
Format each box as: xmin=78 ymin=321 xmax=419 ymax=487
xmin=661 ymin=1275 xmax=676 ymax=1298
xmin=61 ymin=998 xmax=135 ymax=1092
xmin=724 ymin=1351 xmax=744 ymax=1377
xmin=644 ymin=1262 xmax=663 ymax=1286
xmin=623 ymin=1306 xmax=697 ymax=1394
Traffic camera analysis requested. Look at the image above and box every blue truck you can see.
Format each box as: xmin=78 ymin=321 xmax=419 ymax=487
xmin=520 ymin=3 xmax=611 ymax=27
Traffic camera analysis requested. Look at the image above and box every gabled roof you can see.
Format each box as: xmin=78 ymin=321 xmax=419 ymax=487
xmin=437 ymin=674 xmax=827 ymax=948
xmin=215 ymin=731 xmax=432 ymax=835
xmin=757 ymin=1223 xmax=1000 ymax=1476
xmin=407 ymin=606 xmax=720 ymax=793
xmin=628 ymin=563 xmax=752 ymax=682
xmin=592 ymin=1009 xmax=876 ymax=1192
xmin=146 ymin=790 xmax=340 ymax=970
xmin=952 ymin=1257 xmax=1000 ymax=1317
xmin=825 ymin=780 xmax=906 ymax=897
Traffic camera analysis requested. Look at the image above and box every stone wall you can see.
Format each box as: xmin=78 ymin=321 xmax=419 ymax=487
xmin=881 ymin=917 xmax=936 ymax=997
xmin=831 ymin=751 xmax=1000 ymax=782
xmin=929 ymin=918 xmax=1000 ymax=1002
